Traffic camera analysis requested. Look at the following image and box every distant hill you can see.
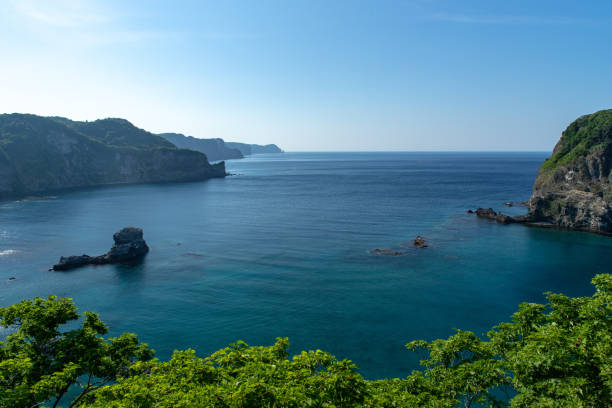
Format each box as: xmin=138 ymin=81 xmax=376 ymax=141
xmin=54 ymin=117 xmax=175 ymax=149
xmin=158 ymin=133 xmax=282 ymax=161
xmin=159 ymin=133 xmax=243 ymax=162
xmin=226 ymin=142 xmax=283 ymax=156
xmin=0 ymin=114 xmax=225 ymax=199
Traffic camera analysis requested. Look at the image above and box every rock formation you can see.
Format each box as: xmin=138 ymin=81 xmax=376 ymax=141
xmin=522 ymin=109 xmax=612 ymax=234
xmin=475 ymin=208 xmax=515 ymax=224
xmin=159 ymin=133 xmax=244 ymax=161
xmin=52 ymin=227 xmax=149 ymax=271
xmin=0 ymin=114 xmax=226 ymax=199
xmin=225 ymin=142 xmax=283 ymax=156
xmin=413 ymin=236 xmax=428 ymax=248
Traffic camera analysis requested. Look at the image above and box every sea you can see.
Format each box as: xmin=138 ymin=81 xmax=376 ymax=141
xmin=1 ymin=152 xmax=610 ymax=379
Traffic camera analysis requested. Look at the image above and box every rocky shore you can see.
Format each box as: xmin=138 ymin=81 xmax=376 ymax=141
xmin=472 ymin=110 xmax=612 ymax=236
xmin=522 ymin=110 xmax=612 ymax=234
xmin=52 ymin=227 xmax=149 ymax=271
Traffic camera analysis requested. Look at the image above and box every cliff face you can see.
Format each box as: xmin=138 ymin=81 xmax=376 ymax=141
xmin=159 ymin=133 xmax=244 ymax=161
xmin=225 ymin=142 xmax=283 ymax=156
xmin=0 ymin=114 xmax=226 ymax=199
xmin=526 ymin=109 xmax=612 ymax=233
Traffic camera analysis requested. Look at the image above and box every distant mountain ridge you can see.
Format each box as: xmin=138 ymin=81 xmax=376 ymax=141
xmin=225 ymin=142 xmax=283 ymax=156
xmin=0 ymin=114 xmax=225 ymax=199
xmin=158 ymin=133 xmax=282 ymax=161
xmin=159 ymin=133 xmax=244 ymax=162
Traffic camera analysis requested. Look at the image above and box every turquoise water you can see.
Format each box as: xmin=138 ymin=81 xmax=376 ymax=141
xmin=1 ymin=152 xmax=610 ymax=379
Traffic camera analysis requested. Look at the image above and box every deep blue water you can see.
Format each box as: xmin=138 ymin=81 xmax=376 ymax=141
xmin=1 ymin=152 xmax=610 ymax=379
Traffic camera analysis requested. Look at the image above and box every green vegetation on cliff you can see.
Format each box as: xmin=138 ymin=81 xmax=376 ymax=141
xmin=526 ymin=109 xmax=612 ymax=232
xmin=57 ymin=118 xmax=175 ymax=149
xmin=540 ymin=109 xmax=612 ymax=173
xmin=0 ymin=114 xmax=225 ymax=199
xmin=1 ymin=275 xmax=610 ymax=407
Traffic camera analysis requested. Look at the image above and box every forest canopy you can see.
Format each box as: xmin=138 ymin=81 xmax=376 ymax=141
xmin=1 ymin=274 xmax=610 ymax=408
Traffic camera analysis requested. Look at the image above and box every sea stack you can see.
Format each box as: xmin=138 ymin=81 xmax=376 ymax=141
xmin=522 ymin=110 xmax=612 ymax=234
xmin=52 ymin=227 xmax=149 ymax=271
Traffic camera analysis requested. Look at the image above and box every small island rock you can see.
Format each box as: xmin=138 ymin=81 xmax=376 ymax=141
xmin=106 ymin=227 xmax=149 ymax=263
xmin=52 ymin=227 xmax=149 ymax=271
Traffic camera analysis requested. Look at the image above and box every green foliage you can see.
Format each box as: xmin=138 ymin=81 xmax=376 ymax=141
xmin=540 ymin=109 xmax=612 ymax=172
xmin=489 ymin=273 xmax=612 ymax=407
xmin=55 ymin=117 xmax=174 ymax=149
xmin=0 ymin=296 xmax=153 ymax=408
xmin=1 ymin=275 xmax=610 ymax=407
xmin=82 ymin=339 xmax=367 ymax=408
xmin=406 ymin=330 xmax=510 ymax=407
xmin=0 ymin=113 xmax=225 ymax=199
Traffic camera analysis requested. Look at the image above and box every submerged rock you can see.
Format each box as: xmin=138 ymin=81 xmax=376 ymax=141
xmin=370 ymin=248 xmax=406 ymax=256
xmin=52 ymin=227 xmax=149 ymax=271
xmin=413 ymin=236 xmax=428 ymax=248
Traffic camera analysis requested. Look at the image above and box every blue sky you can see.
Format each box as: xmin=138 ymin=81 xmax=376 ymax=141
xmin=1 ymin=0 xmax=611 ymax=151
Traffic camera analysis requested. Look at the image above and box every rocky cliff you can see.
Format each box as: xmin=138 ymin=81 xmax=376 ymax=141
xmin=226 ymin=142 xmax=283 ymax=156
xmin=524 ymin=109 xmax=612 ymax=233
xmin=158 ymin=133 xmax=283 ymax=162
xmin=0 ymin=114 xmax=226 ymax=199
xmin=159 ymin=133 xmax=244 ymax=161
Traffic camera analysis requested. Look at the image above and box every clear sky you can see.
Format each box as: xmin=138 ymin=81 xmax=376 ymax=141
xmin=1 ymin=0 xmax=611 ymax=151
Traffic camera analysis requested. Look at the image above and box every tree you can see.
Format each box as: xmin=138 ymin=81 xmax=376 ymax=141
xmin=0 ymin=296 xmax=153 ymax=408
xmin=489 ymin=274 xmax=612 ymax=407
xmin=1 ymin=274 xmax=610 ymax=407
xmin=81 ymin=337 xmax=368 ymax=408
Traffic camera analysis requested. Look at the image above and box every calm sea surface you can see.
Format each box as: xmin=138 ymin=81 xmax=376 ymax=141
xmin=1 ymin=152 xmax=610 ymax=379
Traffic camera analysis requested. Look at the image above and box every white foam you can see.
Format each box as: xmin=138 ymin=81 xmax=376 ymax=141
xmin=0 ymin=250 xmax=18 ymax=257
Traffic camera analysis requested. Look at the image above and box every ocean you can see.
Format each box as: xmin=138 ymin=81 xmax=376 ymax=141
xmin=1 ymin=152 xmax=610 ymax=379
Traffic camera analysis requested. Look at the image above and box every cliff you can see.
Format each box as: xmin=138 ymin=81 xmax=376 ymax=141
xmin=226 ymin=142 xmax=283 ymax=156
xmin=0 ymin=114 xmax=226 ymax=199
xmin=159 ymin=133 xmax=243 ymax=161
xmin=525 ymin=109 xmax=612 ymax=233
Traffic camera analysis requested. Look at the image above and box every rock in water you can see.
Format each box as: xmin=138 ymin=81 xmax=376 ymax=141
xmin=106 ymin=227 xmax=149 ymax=263
xmin=52 ymin=255 xmax=96 ymax=271
xmin=52 ymin=227 xmax=149 ymax=271
xmin=413 ymin=236 xmax=428 ymax=248
xmin=474 ymin=208 xmax=515 ymax=224
xmin=524 ymin=110 xmax=612 ymax=234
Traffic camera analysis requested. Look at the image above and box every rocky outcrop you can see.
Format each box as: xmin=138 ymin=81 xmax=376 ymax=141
xmin=158 ymin=133 xmax=284 ymax=162
xmin=225 ymin=142 xmax=283 ymax=156
xmin=52 ymin=227 xmax=149 ymax=271
xmin=524 ymin=110 xmax=612 ymax=234
xmin=0 ymin=114 xmax=226 ymax=199
xmin=475 ymin=208 xmax=515 ymax=224
xmin=159 ymin=133 xmax=244 ymax=161
xmin=413 ymin=236 xmax=428 ymax=248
